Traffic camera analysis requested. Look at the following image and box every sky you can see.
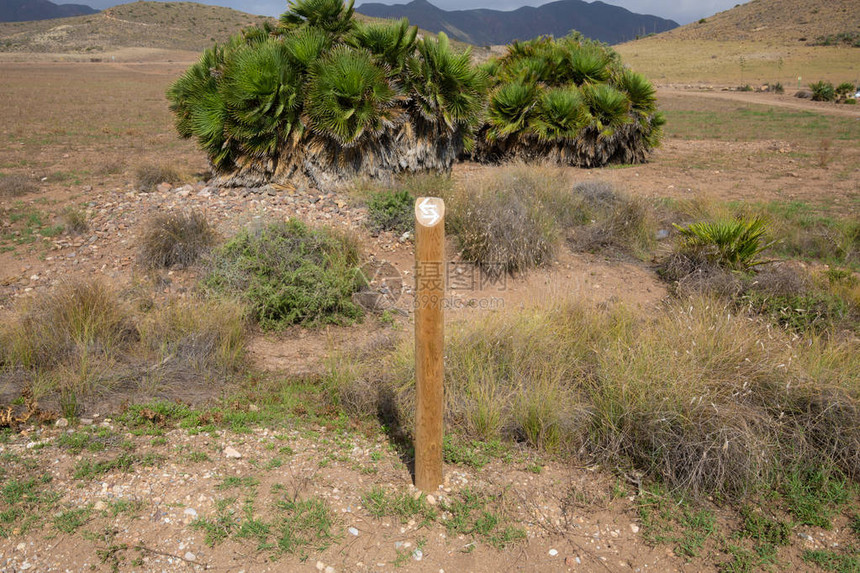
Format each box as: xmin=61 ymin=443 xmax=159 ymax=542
xmin=78 ymin=0 xmax=750 ymax=26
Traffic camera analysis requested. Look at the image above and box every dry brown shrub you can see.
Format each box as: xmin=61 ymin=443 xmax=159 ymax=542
xmin=138 ymin=211 xmax=217 ymax=269
xmin=0 ymin=174 xmax=39 ymax=197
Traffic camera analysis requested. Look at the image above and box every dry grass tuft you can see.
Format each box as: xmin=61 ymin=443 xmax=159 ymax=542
xmin=568 ymin=181 xmax=656 ymax=258
xmin=0 ymin=174 xmax=39 ymax=197
xmin=2 ymin=279 xmax=133 ymax=371
xmin=138 ymin=211 xmax=217 ymax=269
xmin=61 ymin=206 xmax=89 ymax=235
xmin=0 ymin=279 xmax=247 ymax=414
xmin=333 ymin=295 xmax=860 ymax=497
xmin=135 ymin=163 xmax=182 ymax=192
xmin=445 ymin=165 xmax=572 ymax=274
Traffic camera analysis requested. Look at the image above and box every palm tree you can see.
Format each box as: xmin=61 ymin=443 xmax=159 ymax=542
xmin=472 ymin=31 xmax=662 ymax=167
xmin=167 ymin=43 xmax=237 ymax=170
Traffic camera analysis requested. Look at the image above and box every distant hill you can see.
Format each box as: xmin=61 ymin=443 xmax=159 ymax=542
xmin=356 ymin=0 xmax=678 ymax=46
xmin=0 ymin=1 xmax=273 ymax=53
xmin=1 ymin=0 xmax=97 ymax=22
xmin=615 ymin=0 xmax=860 ymax=85
xmin=646 ymin=0 xmax=859 ymax=44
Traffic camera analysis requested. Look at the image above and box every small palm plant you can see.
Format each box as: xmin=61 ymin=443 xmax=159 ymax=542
xmin=673 ymin=217 xmax=774 ymax=270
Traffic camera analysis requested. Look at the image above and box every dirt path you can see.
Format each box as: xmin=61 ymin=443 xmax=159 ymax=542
xmin=658 ymin=86 xmax=860 ymax=118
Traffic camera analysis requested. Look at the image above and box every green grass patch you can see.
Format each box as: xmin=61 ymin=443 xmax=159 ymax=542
xmin=664 ymin=106 xmax=859 ymax=142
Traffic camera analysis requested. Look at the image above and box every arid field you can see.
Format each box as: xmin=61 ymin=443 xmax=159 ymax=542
xmin=0 ymin=1 xmax=859 ymax=571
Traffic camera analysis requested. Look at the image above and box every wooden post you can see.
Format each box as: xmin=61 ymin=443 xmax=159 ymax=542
xmin=414 ymin=197 xmax=445 ymax=493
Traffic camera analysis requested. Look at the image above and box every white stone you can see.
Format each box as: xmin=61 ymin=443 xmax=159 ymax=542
xmin=55 ymin=418 xmax=69 ymax=428
xmin=425 ymin=494 xmax=436 ymax=505
xmin=315 ymin=561 xmax=325 ymax=571
xmin=16 ymin=542 xmax=26 ymax=551
xmin=630 ymin=523 xmax=640 ymax=534
xmin=184 ymin=552 xmax=196 ymax=562
xmin=223 ymin=446 xmax=242 ymax=459
xmin=325 ymin=567 xmax=335 ymax=573
xmin=548 ymin=549 xmax=559 ymax=557
xmin=348 ymin=527 xmax=359 ymax=536
xmin=412 ymin=549 xmax=423 ymax=561
xmin=184 ymin=508 xmax=198 ymax=518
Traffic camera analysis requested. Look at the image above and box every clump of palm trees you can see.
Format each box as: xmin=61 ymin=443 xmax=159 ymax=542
xmin=473 ymin=33 xmax=665 ymax=166
xmin=167 ymin=0 xmax=664 ymax=189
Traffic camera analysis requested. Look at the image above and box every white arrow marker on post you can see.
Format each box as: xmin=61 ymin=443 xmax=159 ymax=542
xmin=418 ymin=197 xmax=440 ymax=226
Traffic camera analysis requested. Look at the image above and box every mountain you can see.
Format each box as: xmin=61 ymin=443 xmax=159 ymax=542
xmin=636 ymin=0 xmax=859 ymax=44
xmin=0 ymin=0 xmax=98 ymax=22
xmin=0 ymin=1 xmax=273 ymax=54
xmin=356 ymin=0 xmax=678 ymax=46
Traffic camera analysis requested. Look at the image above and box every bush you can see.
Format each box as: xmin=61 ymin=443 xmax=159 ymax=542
xmin=673 ymin=216 xmax=772 ymax=270
xmin=138 ymin=211 xmax=217 ymax=269
xmin=61 ymin=206 xmax=89 ymax=235
xmin=135 ymin=164 xmax=181 ymax=192
xmin=835 ymin=82 xmax=856 ymax=96
xmin=168 ymin=6 xmax=485 ymax=190
xmin=137 ymin=298 xmax=245 ymax=372
xmin=204 ymin=219 xmax=363 ymax=328
xmin=0 ymin=174 xmax=38 ymax=197
xmin=445 ymin=165 xmax=568 ymax=273
xmin=474 ymin=34 xmax=664 ymax=167
xmin=809 ymin=80 xmax=836 ymax=102
xmin=1 ymin=279 xmax=132 ymax=370
xmin=334 ymin=296 xmax=860 ymax=497
xmin=568 ymin=180 xmax=656 ymax=258
xmin=0 ymin=280 xmax=248 ymax=413
xmin=366 ymin=188 xmax=414 ymax=234
xmin=767 ymin=82 xmax=784 ymax=94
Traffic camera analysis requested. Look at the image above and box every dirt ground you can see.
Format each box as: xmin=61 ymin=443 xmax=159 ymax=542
xmin=1 ymin=60 xmax=859 ymax=572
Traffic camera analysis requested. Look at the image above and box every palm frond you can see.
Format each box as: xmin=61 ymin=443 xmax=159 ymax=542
xmin=281 ymin=0 xmax=355 ymax=40
xmin=305 ymin=45 xmax=399 ymax=147
xmin=486 ymin=81 xmax=538 ymax=140
xmin=528 ymin=87 xmax=591 ymax=142
xmin=616 ymin=69 xmax=657 ymax=114
xmin=221 ymin=39 xmax=303 ymax=159
xmin=405 ymin=32 xmax=487 ymax=132
xmin=674 ymin=217 xmax=774 ymax=270
xmin=348 ymin=18 xmax=417 ymax=72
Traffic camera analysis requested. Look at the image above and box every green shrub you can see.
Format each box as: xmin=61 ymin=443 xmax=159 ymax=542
xmin=204 ymin=219 xmax=363 ymax=328
xmin=366 ymin=188 xmax=414 ymax=233
xmin=809 ymin=80 xmax=836 ymax=102
xmin=835 ymin=82 xmax=856 ymax=96
xmin=767 ymin=82 xmax=784 ymax=94
xmin=138 ymin=211 xmax=217 ymax=269
xmin=474 ymin=34 xmax=663 ymax=167
xmin=168 ymin=3 xmax=486 ymax=189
